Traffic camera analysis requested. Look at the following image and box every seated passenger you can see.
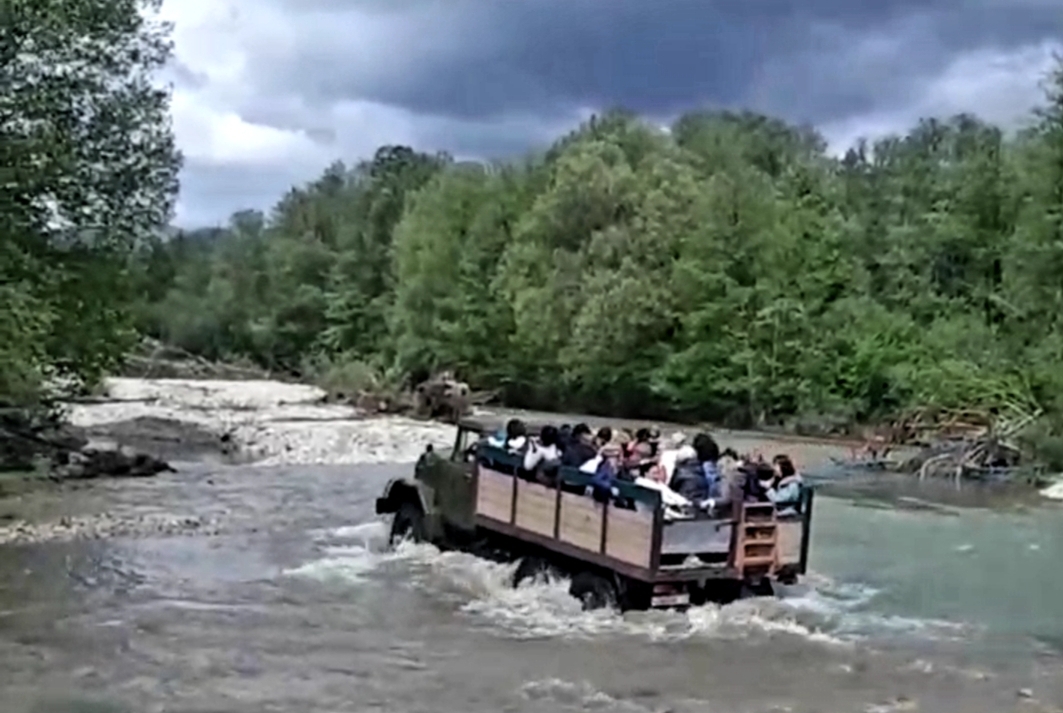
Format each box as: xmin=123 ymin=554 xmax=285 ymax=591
xmin=561 ymin=423 xmax=597 ymax=468
xmin=657 ymin=431 xmax=689 ymax=483
xmin=487 ymin=418 xmax=528 ymax=453
xmin=586 ymin=442 xmax=622 ymax=504
xmin=557 ymin=423 xmax=572 ymax=453
xmin=669 ymin=445 xmax=707 ymax=501
xmin=524 ymin=425 xmax=562 ymax=483
xmin=740 ymin=462 xmax=776 ymax=502
xmin=625 ymin=438 xmax=656 ymax=478
xmin=595 ymin=426 xmax=613 ymax=449
xmin=767 ymin=454 xmax=803 ymax=514
xmin=718 ymin=448 xmax=742 ymax=490
xmin=634 ymin=471 xmax=693 ymax=519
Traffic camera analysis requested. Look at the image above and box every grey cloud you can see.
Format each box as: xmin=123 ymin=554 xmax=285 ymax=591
xmin=174 ymin=0 xmax=1062 ymax=226
xmin=244 ymin=0 xmax=1062 ymax=125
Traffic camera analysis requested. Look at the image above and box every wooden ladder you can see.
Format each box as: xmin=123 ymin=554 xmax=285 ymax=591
xmin=733 ymin=502 xmax=779 ymax=579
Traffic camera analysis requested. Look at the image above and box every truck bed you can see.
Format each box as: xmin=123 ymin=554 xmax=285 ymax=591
xmin=473 ymin=447 xmax=811 ymax=583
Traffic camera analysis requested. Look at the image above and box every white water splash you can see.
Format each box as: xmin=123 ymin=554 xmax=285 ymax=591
xmin=282 ymin=520 xmax=970 ymax=648
xmin=1041 ymin=479 xmax=1063 ymax=500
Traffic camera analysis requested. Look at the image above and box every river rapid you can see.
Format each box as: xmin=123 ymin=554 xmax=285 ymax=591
xmin=1 ymin=379 xmax=1061 ymax=713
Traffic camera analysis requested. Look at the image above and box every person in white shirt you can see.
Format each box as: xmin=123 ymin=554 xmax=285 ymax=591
xmin=523 ymin=425 xmax=562 ymax=472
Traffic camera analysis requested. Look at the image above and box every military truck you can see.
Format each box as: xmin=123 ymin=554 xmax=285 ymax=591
xmin=376 ymin=417 xmax=814 ymax=610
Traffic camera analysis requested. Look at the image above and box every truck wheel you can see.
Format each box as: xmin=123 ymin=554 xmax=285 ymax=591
xmin=389 ymin=502 xmax=426 ymax=545
xmin=741 ymin=578 xmax=775 ymax=599
xmin=512 ymin=557 xmax=554 ymax=587
xmin=569 ymin=572 xmax=618 ymax=611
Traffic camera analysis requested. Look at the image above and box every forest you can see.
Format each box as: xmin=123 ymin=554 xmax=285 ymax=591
xmin=6 ymin=0 xmax=1063 ymax=465
xmin=130 ymin=60 xmax=1063 ymax=463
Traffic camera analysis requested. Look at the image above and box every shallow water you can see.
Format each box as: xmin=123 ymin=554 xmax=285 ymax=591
xmin=0 ymin=462 xmax=1061 ymax=713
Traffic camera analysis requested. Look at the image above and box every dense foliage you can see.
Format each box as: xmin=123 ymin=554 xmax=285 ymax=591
xmin=0 ymin=0 xmax=180 ymax=405
xmin=138 ymin=61 xmax=1063 ymax=443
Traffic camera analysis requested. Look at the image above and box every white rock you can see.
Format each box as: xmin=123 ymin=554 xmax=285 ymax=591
xmin=66 ymin=377 xmax=457 ymax=466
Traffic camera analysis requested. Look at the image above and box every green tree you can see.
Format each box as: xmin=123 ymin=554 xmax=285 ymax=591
xmin=0 ymin=0 xmax=180 ymax=402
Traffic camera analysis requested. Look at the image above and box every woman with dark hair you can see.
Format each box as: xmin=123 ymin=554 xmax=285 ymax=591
xmin=487 ymin=418 xmax=528 ymax=453
xmin=524 ymin=424 xmax=562 ymax=477
xmin=767 ymin=454 xmax=803 ymax=512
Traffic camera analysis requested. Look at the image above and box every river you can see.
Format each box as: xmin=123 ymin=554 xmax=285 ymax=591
xmin=1 ymin=457 xmax=1061 ymax=713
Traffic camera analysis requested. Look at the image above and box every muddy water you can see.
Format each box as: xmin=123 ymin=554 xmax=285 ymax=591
xmin=1 ymin=462 xmax=1062 ymax=713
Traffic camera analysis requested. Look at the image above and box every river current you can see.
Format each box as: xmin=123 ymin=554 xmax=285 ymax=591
xmin=1 ymin=460 xmax=1061 ymax=713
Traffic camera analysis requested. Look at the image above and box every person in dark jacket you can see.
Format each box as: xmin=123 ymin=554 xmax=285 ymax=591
xmin=740 ymin=462 xmax=776 ymax=502
xmin=670 ymin=445 xmax=708 ymax=501
xmin=693 ymin=432 xmax=732 ymax=511
xmin=561 ymin=423 xmax=597 ymax=468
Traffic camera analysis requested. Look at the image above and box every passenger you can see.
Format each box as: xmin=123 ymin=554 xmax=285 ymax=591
xmin=646 ymin=427 xmax=662 ymax=456
xmin=644 ymin=461 xmax=668 ymax=483
xmin=669 ymin=444 xmax=707 ymax=501
xmin=716 ymin=448 xmax=742 ymax=501
xmin=595 ymin=426 xmax=613 ymax=449
xmin=524 ymin=425 xmax=562 ymax=479
xmin=488 ymin=418 xmax=528 ymax=453
xmin=625 ymin=437 xmax=656 ymax=477
xmin=767 ymin=454 xmax=803 ymax=514
xmin=633 ymin=428 xmax=656 ymax=455
xmin=658 ymin=431 xmax=689 ymax=483
xmin=633 ymin=474 xmax=692 ymax=519
xmin=587 ymin=442 xmax=622 ymax=504
xmin=558 ymin=424 xmax=573 ymax=451
xmin=561 ymin=423 xmax=597 ymax=468
xmin=741 ymin=462 xmax=776 ymax=502
xmin=693 ymin=432 xmax=732 ymax=513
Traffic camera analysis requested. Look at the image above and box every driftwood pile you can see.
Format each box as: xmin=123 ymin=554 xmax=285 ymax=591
xmin=843 ymin=406 xmax=1043 ymax=483
xmin=342 ymin=371 xmax=497 ymax=424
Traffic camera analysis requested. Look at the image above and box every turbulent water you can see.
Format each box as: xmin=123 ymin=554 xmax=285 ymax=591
xmin=1 ymin=461 xmax=1061 ymax=713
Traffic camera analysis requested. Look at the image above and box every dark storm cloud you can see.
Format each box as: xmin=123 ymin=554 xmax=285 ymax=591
xmin=249 ymin=0 xmax=1062 ymax=125
xmin=168 ymin=0 xmax=1062 ymax=227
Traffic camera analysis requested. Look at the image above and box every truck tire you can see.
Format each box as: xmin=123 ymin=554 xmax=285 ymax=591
xmin=389 ymin=501 xmax=426 ymax=545
xmin=741 ymin=578 xmax=775 ymax=599
xmin=512 ymin=557 xmax=554 ymax=587
xmin=569 ymin=571 xmax=618 ymax=611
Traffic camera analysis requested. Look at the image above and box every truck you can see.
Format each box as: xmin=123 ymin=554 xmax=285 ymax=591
xmin=375 ymin=417 xmax=814 ymax=611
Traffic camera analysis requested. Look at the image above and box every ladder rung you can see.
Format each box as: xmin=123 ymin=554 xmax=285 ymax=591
xmin=744 ymin=543 xmax=775 ymax=552
xmin=744 ymin=524 xmax=776 ymax=533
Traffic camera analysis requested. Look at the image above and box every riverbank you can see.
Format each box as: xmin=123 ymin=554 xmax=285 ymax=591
xmin=1 ymin=375 xmax=1058 ymax=547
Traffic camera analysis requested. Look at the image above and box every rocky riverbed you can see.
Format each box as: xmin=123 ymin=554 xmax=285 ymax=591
xmin=0 ymin=378 xmax=460 ymax=546
xmin=2 ymin=376 xmax=1059 ymax=548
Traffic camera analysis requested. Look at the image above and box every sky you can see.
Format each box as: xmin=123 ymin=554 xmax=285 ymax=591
xmin=158 ymin=0 xmax=1063 ymax=228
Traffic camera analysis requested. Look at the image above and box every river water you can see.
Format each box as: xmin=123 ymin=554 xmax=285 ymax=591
xmin=1 ymin=460 xmax=1061 ymax=713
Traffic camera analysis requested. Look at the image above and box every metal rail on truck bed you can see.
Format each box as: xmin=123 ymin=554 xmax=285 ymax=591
xmin=472 ymin=445 xmax=812 ymax=584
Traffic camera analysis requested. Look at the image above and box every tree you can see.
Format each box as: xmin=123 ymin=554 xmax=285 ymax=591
xmin=0 ymin=0 xmax=180 ymax=402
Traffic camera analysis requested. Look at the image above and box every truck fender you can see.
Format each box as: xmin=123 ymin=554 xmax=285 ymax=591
xmin=375 ymin=478 xmax=431 ymax=516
